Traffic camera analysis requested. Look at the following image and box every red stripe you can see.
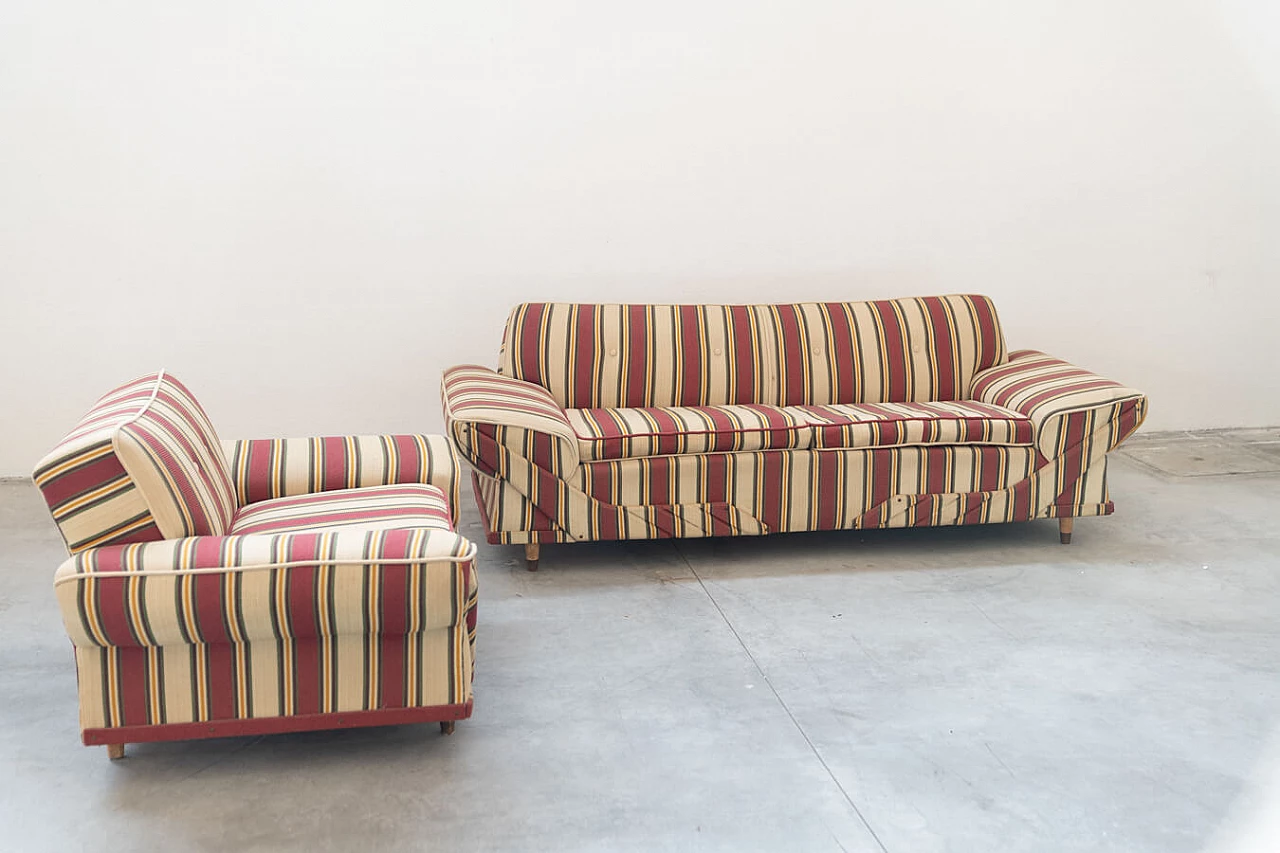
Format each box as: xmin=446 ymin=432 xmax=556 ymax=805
xmin=815 ymin=450 xmax=840 ymax=530
xmin=39 ymin=453 xmax=131 ymax=509
xmin=391 ymin=435 xmax=423 ymax=482
xmin=95 ymin=576 xmax=136 ymax=646
xmin=574 ymin=305 xmax=597 ymax=406
xmin=678 ymin=305 xmax=704 ymax=406
xmin=774 ymin=305 xmax=807 ymax=405
xmin=626 ymin=305 xmax=649 ymax=407
xmin=243 ymin=440 xmax=276 ymax=503
xmin=871 ymin=301 xmax=908 ymax=401
xmin=377 ymin=529 xmax=412 ymax=636
xmin=728 ymin=306 xmax=757 ymax=404
xmin=650 ymin=457 xmax=672 ymax=507
xmin=516 ymin=303 xmax=546 ymax=386
xmin=924 ymin=298 xmax=957 ymax=401
xmin=117 ymin=647 xmax=150 ymax=726
xmin=193 ymin=538 xmax=231 ymax=643
xmin=758 ymin=453 xmax=785 ymax=529
xmin=319 ymin=436 xmax=349 ymax=491
xmin=704 ymin=454 xmax=729 ymax=504
xmin=283 ymin=535 xmax=321 ymax=713
xmin=867 ymin=449 xmax=893 ymax=521
xmin=933 ymin=448 xmax=952 ymax=494
xmin=969 ymin=296 xmax=1001 ymax=370
xmin=206 ymin=644 xmax=236 ymax=719
xmin=821 ymin=304 xmax=857 ymax=403
xmin=292 ymin=637 xmax=322 ymax=716
xmin=379 ymin=634 xmax=406 ymax=708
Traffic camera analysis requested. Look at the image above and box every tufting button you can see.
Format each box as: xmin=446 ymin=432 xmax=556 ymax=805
xmin=713 ymin=348 xmax=722 ymax=356
xmin=609 ymin=348 xmax=618 ymax=357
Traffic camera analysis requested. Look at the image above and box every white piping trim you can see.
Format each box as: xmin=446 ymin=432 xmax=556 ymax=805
xmin=53 ymin=541 xmax=479 ymax=587
xmin=121 ymin=368 xmax=166 ymax=428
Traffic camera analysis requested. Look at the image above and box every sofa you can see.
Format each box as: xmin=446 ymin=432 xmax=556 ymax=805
xmin=443 ymin=295 xmax=1147 ymax=569
xmin=33 ymin=371 xmax=478 ymax=757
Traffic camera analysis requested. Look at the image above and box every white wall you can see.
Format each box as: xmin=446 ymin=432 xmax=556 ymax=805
xmin=3 ymin=1 xmax=1279 ymax=475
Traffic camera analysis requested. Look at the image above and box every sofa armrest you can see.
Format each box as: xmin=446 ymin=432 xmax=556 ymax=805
xmin=971 ymin=350 xmax=1148 ymax=458
xmin=442 ymin=365 xmax=580 ymax=479
xmin=223 ymin=434 xmax=460 ymax=523
xmin=53 ymin=529 xmax=477 ymax=649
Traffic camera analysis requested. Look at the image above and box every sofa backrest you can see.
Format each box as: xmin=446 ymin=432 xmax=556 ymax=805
xmin=498 ymin=294 xmax=1007 ymax=408
xmin=33 ymin=372 xmax=237 ymax=554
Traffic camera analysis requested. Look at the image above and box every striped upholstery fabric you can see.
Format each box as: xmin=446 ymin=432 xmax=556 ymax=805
xmin=566 ymin=404 xmax=810 ymax=461
xmin=33 ymin=372 xmax=236 ymax=553
xmin=972 ymin=351 xmax=1147 ymax=459
xmin=223 ymin=434 xmax=460 ymax=526
xmin=792 ymin=401 xmax=1033 ymax=450
xmin=53 ymin=528 xmax=477 ymax=731
xmin=443 ymin=365 xmax=580 ymax=480
xmin=230 ymin=484 xmax=455 ymax=536
xmin=468 ymin=394 xmax=1146 ymax=544
xmin=498 ymin=295 xmax=1007 ymax=408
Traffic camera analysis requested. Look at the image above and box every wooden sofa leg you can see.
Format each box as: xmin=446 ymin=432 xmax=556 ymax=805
xmin=439 ymin=721 xmax=455 ymax=735
xmin=1059 ymin=517 xmax=1074 ymax=545
xmin=525 ymin=542 xmax=540 ymax=572
xmin=107 ymin=743 xmax=125 ymax=760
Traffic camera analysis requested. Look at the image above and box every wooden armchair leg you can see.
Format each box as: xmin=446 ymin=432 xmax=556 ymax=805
xmin=440 ymin=721 xmax=455 ymax=735
xmin=107 ymin=743 xmax=125 ymax=760
xmin=1059 ymin=517 xmax=1074 ymax=545
xmin=525 ymin=542 xmax=540 ymax=572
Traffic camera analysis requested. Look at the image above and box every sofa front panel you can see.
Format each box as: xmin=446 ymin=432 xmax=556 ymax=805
xmin=574 ymin=445 xmax=1037 ymax=528
xmin=72 ymin=627 xmax=473 ymax=732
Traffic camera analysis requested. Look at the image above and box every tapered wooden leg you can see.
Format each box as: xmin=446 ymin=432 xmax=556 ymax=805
xmin=1059 ymin=517 xmax=1074 ymax=545
xmin=106 ymin=743 xmax=125 ymax=760
xmin=440 ymin=721 xmax=455 ymax=735
xmin=525 ymin=542 xmax=540 ymax=572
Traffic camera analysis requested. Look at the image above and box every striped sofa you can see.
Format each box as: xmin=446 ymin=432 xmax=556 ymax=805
xmin=443 ymin=295 xmax=1147 ymax=569
xmin=33 ymin=372 xmax=477 ymax=758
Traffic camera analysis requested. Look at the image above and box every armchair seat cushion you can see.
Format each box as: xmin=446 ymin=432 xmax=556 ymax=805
xmin=229 ymin=484 xmax=454 ymax=536
xmin=790 ymin=400 xmax=1034 ymax=450
xmin=565 ymin=404 xmax=810 ymax=461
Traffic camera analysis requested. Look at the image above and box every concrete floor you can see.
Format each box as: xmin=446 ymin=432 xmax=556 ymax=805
xmin=2 ymin=434 xmax=1279 ymax=852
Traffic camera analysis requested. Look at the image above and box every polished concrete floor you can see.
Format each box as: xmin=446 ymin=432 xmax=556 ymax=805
xmin=2 ymin=432 xmax=1279 ymax=852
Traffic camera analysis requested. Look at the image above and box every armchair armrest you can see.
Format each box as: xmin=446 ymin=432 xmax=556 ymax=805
xmin=971 ymin=350 xmax=1147 ymax=458
xmin=223 ymin=434 xmax=460 ymax=524
xmin=442 ymin=365 xmax=580 ymax=479
xmin=54 ymin=529 xmax=477 ymax=649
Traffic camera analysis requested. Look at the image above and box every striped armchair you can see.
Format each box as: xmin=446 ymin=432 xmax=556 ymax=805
xmin=443 ymin=295 xmax=1147 ymax=569
xmin=33 ymin=372 xmax=477 ymax=758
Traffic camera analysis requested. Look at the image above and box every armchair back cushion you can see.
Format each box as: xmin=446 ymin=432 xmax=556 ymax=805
xmin=33 ymin=372 xmax=237 ymax=553
xmin=499 ymin=294 xmax=1007 ymax=409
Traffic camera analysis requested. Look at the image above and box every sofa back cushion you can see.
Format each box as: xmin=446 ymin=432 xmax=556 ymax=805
xmin=499 ymin=295 xmax=1007 ymax=408
xmin=33 ymin=372 xmax=237 ymax=553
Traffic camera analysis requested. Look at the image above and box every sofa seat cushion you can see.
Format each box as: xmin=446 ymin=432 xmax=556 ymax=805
xmin=565 ymin=404 xmax=810 ymax=461
xmin=790 ymin=401 xmax=1033 ymax=450
xmin=230 ymin=483 xmax=454 ymax=535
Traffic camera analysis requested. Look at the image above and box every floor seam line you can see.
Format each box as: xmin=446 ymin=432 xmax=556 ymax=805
xmin=672 ymin=542 xmax=890 ymax=853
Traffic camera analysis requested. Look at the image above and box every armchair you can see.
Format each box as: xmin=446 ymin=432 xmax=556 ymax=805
xmin=33 ymin=371 xmax=477 ymax=758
